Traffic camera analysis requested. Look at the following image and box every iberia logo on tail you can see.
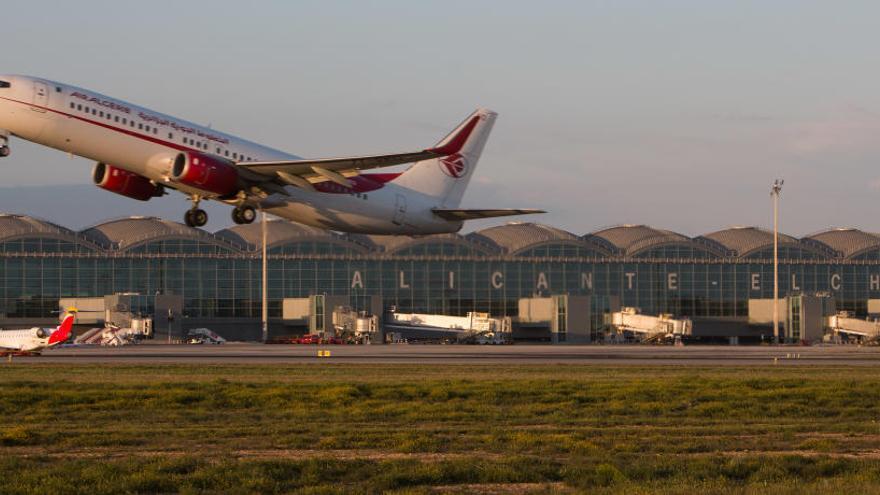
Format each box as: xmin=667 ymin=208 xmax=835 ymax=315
xmin=48 ymin=308 xmax=77 ymax=345
xmin=440 ymin=153 xmax=468 ymax=178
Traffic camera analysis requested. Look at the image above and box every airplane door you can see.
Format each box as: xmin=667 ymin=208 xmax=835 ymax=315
xmin=32 ymin=81 xmax=49 ymax=112
xmin=393 ymin=194 xmax=407 ymax=225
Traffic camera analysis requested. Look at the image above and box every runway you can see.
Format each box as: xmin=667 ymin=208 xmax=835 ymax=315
xmin=13 ymin=343 xmax=880 ymax=365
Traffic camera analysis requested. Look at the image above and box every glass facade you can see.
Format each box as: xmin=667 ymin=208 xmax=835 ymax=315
xmin=3 ymin=218 xmax=880 ymax=323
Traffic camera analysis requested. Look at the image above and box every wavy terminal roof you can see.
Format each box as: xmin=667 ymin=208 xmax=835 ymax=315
xmin=2 ymin=214 xmax=880 ymax=259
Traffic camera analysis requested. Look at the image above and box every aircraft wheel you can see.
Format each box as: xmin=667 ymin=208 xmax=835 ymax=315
xmin=191 ymin=208 xmax=208 ymax=227
xmin=239 ymin=205 xmax=256 ymax=224
xmin=0 ymin=146 xmax=9 ymax=157
xmin=232 ymin=205 xmax=256 ymax=224
xmin=185 ymin=209 xmax=208 ymax=227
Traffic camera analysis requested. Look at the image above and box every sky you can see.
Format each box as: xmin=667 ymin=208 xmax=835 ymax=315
xmin=4 ymin=0 xmax=880 ymax=236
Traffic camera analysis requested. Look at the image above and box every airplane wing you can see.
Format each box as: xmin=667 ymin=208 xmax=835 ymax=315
xmin=238 ymin=151 xmax=444 ymax=189
xmin=240 ymin=150 xmax=444 ymax=177
xmin=237 ymin=110 xmax=483 ymax=189
xmin=431 ymin=209 xmax=546 ymax=221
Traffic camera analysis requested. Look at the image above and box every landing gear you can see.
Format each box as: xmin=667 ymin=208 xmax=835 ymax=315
xmin=232 ymin=205 xmax=256 ymax=225
xmin=0 ymin=146 xmax=9 ymax=158
xmin=184 ymin=208 xmax=208 ymax=228
xmin=184 ymin=195 xmax=208 ymax=228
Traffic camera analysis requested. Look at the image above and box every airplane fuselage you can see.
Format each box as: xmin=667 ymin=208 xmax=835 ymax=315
xmin=0 ymin=75 xmax=463 ymax=234
xmin=0 ymin=327 xmax=52 ymax=352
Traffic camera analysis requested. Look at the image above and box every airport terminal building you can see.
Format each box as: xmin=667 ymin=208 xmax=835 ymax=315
xmin=3 ymin=213 xmax=880 ymax=340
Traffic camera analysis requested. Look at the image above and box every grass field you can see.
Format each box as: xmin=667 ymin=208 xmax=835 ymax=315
xmin=2 ymin=364 xmax=880 ymax=494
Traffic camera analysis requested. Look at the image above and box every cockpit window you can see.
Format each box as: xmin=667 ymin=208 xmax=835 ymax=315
xmin=0 ymin=81 xmax=9 ymax=89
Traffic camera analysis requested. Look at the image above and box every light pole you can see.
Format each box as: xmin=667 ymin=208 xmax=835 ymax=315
xmin=261 ymin=209 xmax=268 ymax=343
xmin=771 ymin=179 xmax=783 ymax=344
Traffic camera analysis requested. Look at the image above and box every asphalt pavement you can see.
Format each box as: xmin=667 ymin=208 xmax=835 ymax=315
xmin=10 ymin=342 xmax=880 ymax=365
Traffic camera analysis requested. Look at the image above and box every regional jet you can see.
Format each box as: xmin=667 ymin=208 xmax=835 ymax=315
xmin=0 ymin=309 xmax=76 ymax=354
xmin=0 ymin=76 xmax=542 ymax=233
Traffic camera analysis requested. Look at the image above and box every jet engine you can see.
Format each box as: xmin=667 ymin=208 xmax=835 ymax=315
xmin=93 ymin=163 xmax=164 ymax=201
xmin=171 ymin=152 xmax=239 ymax=197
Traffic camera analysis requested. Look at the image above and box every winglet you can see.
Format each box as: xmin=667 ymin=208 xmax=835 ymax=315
xmin=48 ymin=308 xmax=77 ymax=346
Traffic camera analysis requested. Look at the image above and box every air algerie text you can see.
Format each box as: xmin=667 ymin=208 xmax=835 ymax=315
xmin=70 ymin=92 xmax=131 ymax=114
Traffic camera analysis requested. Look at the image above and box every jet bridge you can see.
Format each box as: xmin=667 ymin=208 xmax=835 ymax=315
xmin=826 ymin=312 xmax=880 ymax=341
xmin=386 ymin=311 xmax=512 ymax=344
xmin=611 ymin=307 xmax=692 ymax=341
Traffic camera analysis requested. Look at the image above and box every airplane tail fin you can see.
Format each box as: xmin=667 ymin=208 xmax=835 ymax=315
xmin=48 ymin=308 xmax=77 ymax=346
xmin=392 ymin=108 xmax=497 ymax=208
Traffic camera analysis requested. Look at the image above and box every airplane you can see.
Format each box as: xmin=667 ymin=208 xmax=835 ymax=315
xmin=0 ymin=308 xmax=76 ymax=354
xmin=0 ymin=75 xmax=543 ymax=234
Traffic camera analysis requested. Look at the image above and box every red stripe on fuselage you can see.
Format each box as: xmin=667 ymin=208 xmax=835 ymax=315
xmin=0 ymin=95 xmax=193 ymax=153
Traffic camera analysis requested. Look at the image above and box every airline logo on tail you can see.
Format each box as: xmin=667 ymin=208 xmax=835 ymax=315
xmin=440 ymin=153 xmax=468 ymax=178
xmin=47 ymin=308 xmax=77 ymax=346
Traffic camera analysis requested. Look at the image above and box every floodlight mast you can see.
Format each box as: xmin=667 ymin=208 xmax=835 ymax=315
xmin=771 ymin=179 xmax=784 ymax=344
xmin=261 ymin=210 xmax=268 ymax=343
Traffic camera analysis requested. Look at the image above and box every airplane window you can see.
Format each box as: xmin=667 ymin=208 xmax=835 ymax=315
xmin=233 ymin=153 xmax=238 ymax=159
xmin=216 ymin=147 xmax=220 ymax=154
xmin=153 ymin=128 xmax=157 ymax=135
xmin=123 ymin=118 xmax=127 ymax=125
xmin=225 ymin=151 xmax=229 ymax=157
xmin=77 ymin=104 xmax=82 ymax=111
xmin=99 ymin=111 xmax=104 ymax=118
xmin=91 ymin=109 xmax=97 ymax=115
xmin=70 ymin=103 xmax=75 ymax=109
xmin=169 ymin=133 xmax=173 ymax=140
xmin=0 ymin=81 xmax=10 ymax=88
xmin=55 ymin=86 xmax=62 ymax=93
xmin=138 ymin=124 xmax=143 ymax=130
xmin=115 ymin=116 xmax=119 ymax=123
